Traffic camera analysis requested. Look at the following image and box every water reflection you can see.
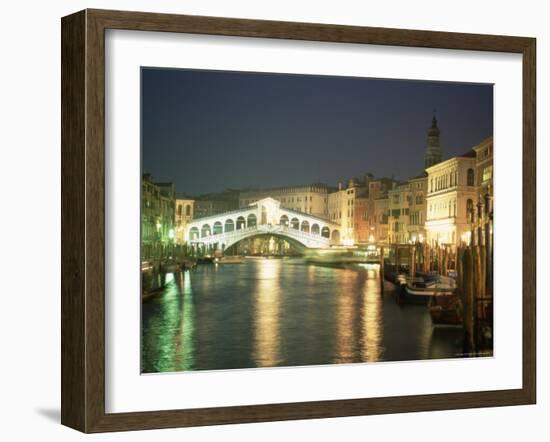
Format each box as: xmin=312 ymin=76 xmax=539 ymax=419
xmin=335 ymin=269 xmax=360 ymax=364
xmin=360 ymin=265 xmax=383 ymax=362
xmin=253 ymin=259 xmax=282 ymax=367
xmin=141 ymin=258 xmax=465 ymax=373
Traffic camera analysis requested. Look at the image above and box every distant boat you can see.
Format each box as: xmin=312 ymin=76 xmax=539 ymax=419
xmin=215 ymin=256 xmax=244 ymax=264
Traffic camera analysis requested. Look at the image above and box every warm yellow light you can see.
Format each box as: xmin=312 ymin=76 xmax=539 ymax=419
xmin=342 ymin=238 xmax=355 ymax=247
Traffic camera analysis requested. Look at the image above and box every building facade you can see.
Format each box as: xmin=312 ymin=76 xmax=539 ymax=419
xmin=425 ymin=152 xmax=478 ymax=246
xmin=473 ymin=136 xmax=494 ymax=246
xmin=141 ymin=174 xmax=176 ymax=257
xmin=239 ymin=184 xmax=330 ymax=218
xmin=328 ymin=179 xmax=367 ymax=245
xmin=175 ymin=198 xmax=195 ymax=244
xmin=354 ymin=197 xmax=371 ymax=244
xmin=407 ymin=174 xmax=427 ymax=243
xmin=387 ymin=182 xmax=411 ymax=244
xmin=473 ymin=136 xmax=494 ymax=202
xmin=373 ymin=197 xmax=390 ymax=244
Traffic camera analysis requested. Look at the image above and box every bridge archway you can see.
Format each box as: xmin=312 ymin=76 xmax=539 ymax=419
xmin=301 ymin=220 xmax=310 ymax=233
xmin=311 ymin=223 xmax=320 ymax=235
xmin=224 ymin=219 xmax=234 ymax=232
xmin=224 ymin=232 xmax=309 ymax=253
xmin=321 ymin=226 xmax=330 ymax=238
xmin=280 ymin=214 xmax=289 ymax=227
xmin=247 ymin=213 xmax=257 ymax=228
xmin=189 ymin=227 xmax=199 ymax=240
xmin=201 ymin=224 xmax=211 ymax=238
xmin=213 ymin=221 xmax=223 ymax=235
xmin=290 ymin=217 xmax=299 ymax=229
xmin=331 ymin=229 xmax=340 ymax=243
xmin=236 ymin=216 xmax=246 ymax=230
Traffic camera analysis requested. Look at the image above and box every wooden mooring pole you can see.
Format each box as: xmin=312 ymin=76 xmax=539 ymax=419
xmin=462 ymin=246 xmax=475 ymax=353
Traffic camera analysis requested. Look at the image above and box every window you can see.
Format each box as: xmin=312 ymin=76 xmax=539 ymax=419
xmin=483 ymin=165 xmax=493 ymax=182
xmin=467 ymin=168 xmax=475 ymax=186
xmin=185 ymin=205 xmax=191 ymax=216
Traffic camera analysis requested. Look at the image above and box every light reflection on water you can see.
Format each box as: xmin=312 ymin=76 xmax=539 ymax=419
xmin=141 ymin=258 xmax=463 ymax=373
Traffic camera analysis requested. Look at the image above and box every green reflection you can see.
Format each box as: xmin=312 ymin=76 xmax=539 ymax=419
xmin=143 ymin=272 xmax=181 ymax=372
xmin=177 ymin=271 xmax=195 ymax=370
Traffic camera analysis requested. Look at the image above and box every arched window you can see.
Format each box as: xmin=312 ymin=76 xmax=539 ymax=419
xmin=247 ymin=213 xmax=257 ymax=228
xmin=213 ymin=221 xmax=223 ymax=235
xmin=311 ymin=223 xmax=320 ymax=235
xmin=280 ymin=215 xmax=289 ymax=226
xmin=331 ymin=229 xmax=340 ymax=244
xmin=189 ymin=227 xmax=199 ymax=240
xmin=301 ymin=220 xmax=310 ymax=233
xmin=185 ymin=205 xmax=191 ymax=216
xmin=236 ymin=216 xmax=246 ymax=230
xmin=321 ymin=226 xmax=330 ymax=238
xmin=467 ymin=168 xmax=475 ymax=186
xmin=201 ymin=224 xmax=211 ymax=238
xmin=290 ymin=218 xmax=299 ymax=229
xmin=224 ymin=219 xmax=234 ymax=232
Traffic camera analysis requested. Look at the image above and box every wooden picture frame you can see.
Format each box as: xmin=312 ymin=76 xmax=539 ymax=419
xmin=61 ymin=8 xmax=536 ymax=433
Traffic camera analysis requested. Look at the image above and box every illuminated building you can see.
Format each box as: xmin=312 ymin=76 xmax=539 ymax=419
xmin=473 ymin=136 xmax=493 ymax=202
xmin=175 ymin=198 xmax=194 ymax=244
xmin=328 ymin=178 xmax=367 ymax=245
xmin=354 ymin=177 xmax=395 ymax=245
xmin=141 ymin=174 xmax=176 ymax=257
xmin=425 ymin=151 xmax=478 ymax=246
xmin=407 ymin=174 xmax=427 ymax=243
xmin=354 ymin=197 xmax=370 ymax=244
xmin=387 ymin=182 xmax=411 ymax=244
xmin=373 ymin=197 xmax=390 ymax=244
xmin=473 ymin=136 xmax=494 ymax=246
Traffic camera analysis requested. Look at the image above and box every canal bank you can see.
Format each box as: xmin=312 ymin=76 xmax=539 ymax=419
xmin=141 ymin=258 xmax=467 ymax=373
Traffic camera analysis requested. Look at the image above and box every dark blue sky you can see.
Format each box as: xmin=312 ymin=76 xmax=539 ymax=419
xmin=142 ymin=68 xmax=493 ymax=196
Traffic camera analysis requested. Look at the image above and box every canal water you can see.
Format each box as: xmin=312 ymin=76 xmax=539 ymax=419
xmin=141 ymin=258 xmax=464 ymax=373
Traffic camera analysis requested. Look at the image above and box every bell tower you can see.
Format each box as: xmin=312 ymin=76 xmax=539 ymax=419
xmin=424 ymin=114 xmax=442 ymax=169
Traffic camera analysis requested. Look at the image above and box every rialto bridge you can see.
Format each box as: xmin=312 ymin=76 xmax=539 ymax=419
xmin=186 ymin=197 xmax=341 ymax=250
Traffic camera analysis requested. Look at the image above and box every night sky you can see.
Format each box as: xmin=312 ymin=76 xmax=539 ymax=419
xmin=142 ymin=68 xmax=493 ymax=197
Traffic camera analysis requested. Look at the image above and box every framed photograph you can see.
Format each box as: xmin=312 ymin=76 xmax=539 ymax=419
xmin=61 ymin=9 xmax=536 ymax=432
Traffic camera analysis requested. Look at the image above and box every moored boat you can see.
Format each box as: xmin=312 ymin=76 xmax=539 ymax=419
xmin=429 ymin=293 xmax=463 ymax=325
xmin=397 ymin=275 xmax=456 ymax=304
